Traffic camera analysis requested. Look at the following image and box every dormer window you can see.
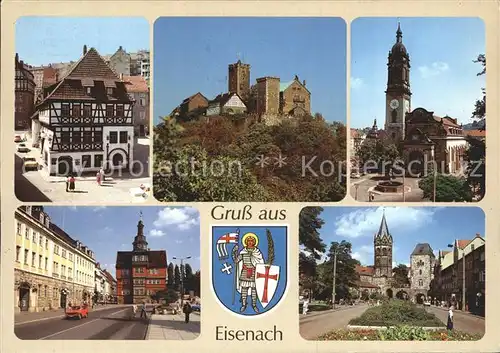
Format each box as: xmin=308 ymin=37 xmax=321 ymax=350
xmin=107 ymin=87 xmax=113 ymax=96
xmin=45 ymin=217 xmax=50 ymax=227
xmin=86 ymin=87 xmax=92 ymax=95
xmin=26 ymin=206 xmax=32 ymax=214
xmin=40 ymin=213 xmax=44 ymax=224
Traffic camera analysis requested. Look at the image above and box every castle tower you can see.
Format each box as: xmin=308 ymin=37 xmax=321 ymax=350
xmin=409 ymin=243 xmax=436 ymax=295
xmin=385 ymin=22 xmax=412 ymax=142
xmin=132 ymin=212 xmax=148 ymax=252
xmin=228 ymin=60 xmax=251 ymax=101
xmin=373 ymin=211 xmax=393 ymax=277
xmin=255 ymin=76 xmax=280 ymax=116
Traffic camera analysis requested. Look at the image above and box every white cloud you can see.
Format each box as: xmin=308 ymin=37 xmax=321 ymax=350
xmin=149 ymin=229 xmax=166 ymax=237
xmin=350 ymin=77 xmax=365 ymax=89
xmin=352 ymin=245 xmax=373 ymax=265
xmin=334 ymin=207 xmax=437 ymax=239
xmin=418 ymin=62 xmax=449 ymax=79
xmin=153 ymin=207 xmax=199 ymax=231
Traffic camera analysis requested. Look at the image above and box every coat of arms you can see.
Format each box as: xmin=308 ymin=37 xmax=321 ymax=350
xmin=211 ymin=225 xmax=288 ymax=316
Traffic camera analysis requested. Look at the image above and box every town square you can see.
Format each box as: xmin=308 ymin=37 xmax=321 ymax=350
xmin=299 ymin=206 xmax=485 ymax=340
xmin=14 ymin=17 xmax=152 ymax=203
xmin=14 ymin=206 xmax=201 ymax=340
xmin=349 ymin=18 xmax=485 ymax=202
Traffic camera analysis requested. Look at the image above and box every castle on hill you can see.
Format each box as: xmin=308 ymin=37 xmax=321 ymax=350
xmin=172 ymin=60 xmax=312 ymax=125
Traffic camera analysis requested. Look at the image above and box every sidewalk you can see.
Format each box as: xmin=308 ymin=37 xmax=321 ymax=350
xmin=300 ymin=303 xmax=368 ymax=321
xmin=431 ymin=305 xmax=485 ymax=319
xmin=15 ymin=304 xmax=130 ymax=325
xmin=146 ymin=312 xmax=200 ymax=340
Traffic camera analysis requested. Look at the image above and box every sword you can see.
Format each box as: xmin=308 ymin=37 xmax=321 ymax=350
xmin=231 ymin=229 xmax=240 ymax=305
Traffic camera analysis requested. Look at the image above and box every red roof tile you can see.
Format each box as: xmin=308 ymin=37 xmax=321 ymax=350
xmin=465 ymin=129 xmax=486 ymax=138
xmin=356 ymin=265 xmax=375 ymax=275
xmin=122 ymin=75 xmax=149 ymax=93
xmin=456 ymin=239 xmax=470 ymax=249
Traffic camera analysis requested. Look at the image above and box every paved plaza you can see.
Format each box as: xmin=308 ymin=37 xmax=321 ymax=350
xmin=350 ymin=174 xmax=425 ymax=202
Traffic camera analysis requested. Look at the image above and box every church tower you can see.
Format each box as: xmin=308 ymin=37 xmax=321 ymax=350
xmin=228 ymin=60 xmax=251 ymax=102
xmin=385 ymin=22 xmax=412 ymax=142
xmin=132 ymin=213 xmax=148 ymax=252
xmin=373 ymin=211 xmax=393 ymax=278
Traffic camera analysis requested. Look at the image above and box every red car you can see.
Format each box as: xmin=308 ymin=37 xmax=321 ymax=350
xmin=65 ymin=305 xmax=89 ymax=320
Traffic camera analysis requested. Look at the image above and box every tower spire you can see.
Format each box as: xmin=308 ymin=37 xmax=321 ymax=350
xmin=133 ymin=213 xmax=148 ymax=251
xmin=396 ymin=19 xmax=402 ymax=43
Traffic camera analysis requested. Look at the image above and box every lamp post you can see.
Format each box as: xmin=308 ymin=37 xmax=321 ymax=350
xmin=354 ymin=184 xmax=359 ymax=201
xmin=332 ymin=250 xmax=338 ymax=309
xmin=448 ymin=242 xmax=466 ymax=311
xmin=172 ymin=256 xmax=191 ymax=308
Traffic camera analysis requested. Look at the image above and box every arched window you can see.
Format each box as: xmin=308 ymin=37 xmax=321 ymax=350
xmin=419 ymin=269 xmax=422 ymax=275
xmin=418 ymin=279 xmax=423 ymax=286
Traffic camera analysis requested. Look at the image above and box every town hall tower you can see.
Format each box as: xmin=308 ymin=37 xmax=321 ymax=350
xmin=385 ymin=22 xmax=412 ymax=142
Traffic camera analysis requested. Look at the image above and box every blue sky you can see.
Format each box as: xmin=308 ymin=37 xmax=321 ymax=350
xmin=313 ymin=207 xmax=485 ymax=266
xmin=351 ymin=17 xmax=485 ymax=129
xmin=15 ymin=17 xmax=150 ymax=66
xmin=44 ymin=206 xmax=200 ymax=278
xmin=154 ymin=17 xmax=346 ymax=124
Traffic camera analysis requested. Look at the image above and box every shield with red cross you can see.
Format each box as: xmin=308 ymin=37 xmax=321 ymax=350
xmin=255 ymin=264 xmax=280 ymax=308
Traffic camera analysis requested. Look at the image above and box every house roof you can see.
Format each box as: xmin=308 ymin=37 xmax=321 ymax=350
xmin=465 ymin=129 xmax=486 ymax=138
xmin=411 ymin=243 xmax=435 ymax=257
xmin=181 ymin=92 xmax=208 ymax=105
xmin=122 ymin=75 xmax=148 ymax=93
xmin=279 ymin=76 xmax=311 ymax=94
xmin=209 ymin=92 xmax=245 ymax=107
xmin=456 ymin=239 xmax=471 ymax=249
xmin=356 ymin=265 xmax=375 ymax=276
xmin=115 ymin=250 xmax=167 ymax=269
xmin=375 ymin=213 xmax=391 ymax=240
xmin=102 ymin=269 xmax=116 ymax=283
xmin=37 ymin=47 xmax=132 ymax=105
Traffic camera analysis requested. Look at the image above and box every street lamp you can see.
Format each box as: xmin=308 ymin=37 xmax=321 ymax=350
xmin=172 ymin=256 xmax=191 ymax=308
xmin=332 ymin=250 xmax=338 ymax=309
xmin=448 ymin=242 xmax=466 ymax=311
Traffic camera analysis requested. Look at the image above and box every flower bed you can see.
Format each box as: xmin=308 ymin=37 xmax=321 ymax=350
xmin=349 ymin=300 xmax=444 ymax=327
xmin=317 ymin=326 xmax=483 ymax=341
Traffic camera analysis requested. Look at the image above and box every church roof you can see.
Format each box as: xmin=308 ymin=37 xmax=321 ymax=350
xmin=356 ymin=265 xmax=375 ymax=276
xmin=390 ymin=22 xmax=408 ymax=56
xmin=115 ymin=250 xmax=167 ymax=269
xmin=411 ymin=243 xmax=435 ymax=257
xmin=375 ymin=212 xmax=391 ymax=240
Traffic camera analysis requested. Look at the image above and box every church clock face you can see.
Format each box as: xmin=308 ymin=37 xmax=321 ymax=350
xmin=390 ymin=99 xmax=399 ymax=110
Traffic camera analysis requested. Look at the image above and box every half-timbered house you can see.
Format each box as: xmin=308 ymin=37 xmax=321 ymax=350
xmin=31 ymin=45 xmax=135 ymax=176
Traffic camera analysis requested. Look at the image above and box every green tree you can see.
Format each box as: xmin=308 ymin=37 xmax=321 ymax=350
xmin=418 ymin=174 xmax=472 ymax=202
xmin=167 ymin=262 xmax=174 ymax=287
xmin=317 ymin=240 xmax=360 ymax=302
xmin=392 ymin=264 xmax=410 ymax=287
xmin=183 ymin=263 xmax=194 ymax=291
xmin=356 ymin=137 xmax=400 ymax=177
xmin=193 ymin=270 xmax=201 ymax=296
xmin=155 ymin=288 xmax=179 ymax=305
xmin=299 ymin=207 xmax=326 ymax=291
xmin=174 ymin=264 xmax=181 ymax=291
xmin=465 ymin=54 xmax=486 ymax=200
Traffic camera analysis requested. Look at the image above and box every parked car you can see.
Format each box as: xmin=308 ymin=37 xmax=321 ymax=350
xmin=423 ymin=301 xmax=431 ymax=306
xmin=14 ymin=135 xmax=22 ymax=143
xmin=22 ymin=157 xmax=38 ymax=171
xmin=350 ymin=172 xmax=361 ymax=179
xmin=17 ymin=143 xmax=30 ymax=153
xmin=191 ymin=304 xmax=201 ymax=312
xmin=65 ymin=305 xmax=89 ymax=319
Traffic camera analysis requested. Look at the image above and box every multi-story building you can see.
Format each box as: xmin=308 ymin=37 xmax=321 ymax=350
xmin=116 ymin=216 xmax=167 ymax=304
xmin=30 ymin=45 xmax=135 ymax=176
xmin=122 ymin=74 xmax=150 ymax=136
xmin=94 ymin=263 xmax=106 ymax=302
xmin=14 ymin=206 xmax=96 ymax=312
xmin=15 ymin=54 xmax=36 ymax=130
xmin=433 ymin=234 xmax=485 ymax=315
xmin=102 ymin=269 xmax=117 ymax=303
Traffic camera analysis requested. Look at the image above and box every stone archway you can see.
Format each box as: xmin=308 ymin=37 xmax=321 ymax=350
xmin=18 ymin=282 xmax=31 ymax=312
xmin=396 ymin=290 xmax=409 ymax=300
xmin=415 ymin=293 xmax=426 ymax=304
xmin=386 ymin=288 xmax=394 ymax=299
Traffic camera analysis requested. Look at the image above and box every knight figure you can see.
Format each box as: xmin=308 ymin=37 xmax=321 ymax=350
xmin=232 ymin=232 xmax=264 ymax=312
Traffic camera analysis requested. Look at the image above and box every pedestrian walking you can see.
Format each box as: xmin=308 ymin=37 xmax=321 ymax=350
xmin=69 ymin=174 xmax=76 ymax=192
xmin=96 ymin=171 xmax=101 ymax=186
xmin=99 ymin=167 xmax=105 ymax=183
xmin=183 ymin=301 xmax=192 ymax=323
xmin=302 ymin=299 xmax=309 ymax=315
xmin=140 ymin=302 xmax=148 ymax=319
xmin=65 ymin=175 xmax=70 ymax=192
xmin=447 ymin=305 xmax=454 ymax=330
